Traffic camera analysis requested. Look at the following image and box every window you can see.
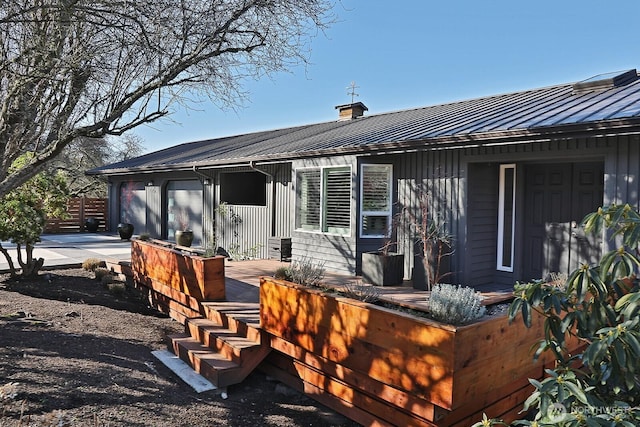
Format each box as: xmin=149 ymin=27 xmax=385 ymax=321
xmin=497 ymin=164 xmax=516 ymax=271
xmin=220 ymin=172 xmax=266 ymax=206
xmin=360 ymin=164 xmax=393 ymax=238
xmin=295 ymin=166 xmax=351 ymax=235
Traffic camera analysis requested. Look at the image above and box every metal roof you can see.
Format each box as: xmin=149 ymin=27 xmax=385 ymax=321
xmin=89 ymin=70 xmax=640 ymax=175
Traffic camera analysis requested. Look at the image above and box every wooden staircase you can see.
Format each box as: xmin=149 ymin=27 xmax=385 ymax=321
xmin=167 ymin=301 xmax=270 ymax=388
xmin=106 ymin=258 xmax=270 ymax=389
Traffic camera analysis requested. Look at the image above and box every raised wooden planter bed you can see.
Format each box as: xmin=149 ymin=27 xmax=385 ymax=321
xmin=131 ymin=239 xmax=225 ymax=303
xmin=259 ymin=277 xmax=575 ymax=426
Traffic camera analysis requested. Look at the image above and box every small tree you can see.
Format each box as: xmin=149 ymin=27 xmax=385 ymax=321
xmin=404 ymin=190 xmax=453 ymax=290
xmin=475 ymin=204 xmax=640 ymax=426
xmin=0 ymin=154 xmax=69 ymax=277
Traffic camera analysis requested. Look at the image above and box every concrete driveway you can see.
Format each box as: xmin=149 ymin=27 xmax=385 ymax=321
xmin=0 ymin=233 xmax=132 ymax=273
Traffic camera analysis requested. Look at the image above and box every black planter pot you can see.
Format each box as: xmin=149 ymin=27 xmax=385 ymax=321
xmin=84 ymin=217 xmax=99 ymax=233
xmin=412 ymin=244 xmax=452 ymax=290
xmin=175 ymin=230 xmax=194 ymax=247
xmin=361 ymin=251 xmax=404 ymax=286
xmin=117 ymin=223 xmax=134 ymax=240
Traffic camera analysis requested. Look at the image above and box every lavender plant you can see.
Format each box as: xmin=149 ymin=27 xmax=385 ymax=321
xmin=428 ymin=283 xmax=486 ymax=325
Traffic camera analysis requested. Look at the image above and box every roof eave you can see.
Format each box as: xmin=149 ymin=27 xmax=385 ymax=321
xmin=87 ymin=118 xmax=640 ymax=176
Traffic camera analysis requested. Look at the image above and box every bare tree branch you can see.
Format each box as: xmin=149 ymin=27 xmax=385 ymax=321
xmin=0 ymin=0 xmax=335 ymax=196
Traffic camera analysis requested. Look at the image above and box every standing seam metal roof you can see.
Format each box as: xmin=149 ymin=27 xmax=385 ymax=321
xmin=88 ymin=71 xmax=640 ymax=175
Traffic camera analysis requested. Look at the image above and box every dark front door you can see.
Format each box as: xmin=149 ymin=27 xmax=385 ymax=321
xmin=522 ymin=162 xmax=603 ymax=281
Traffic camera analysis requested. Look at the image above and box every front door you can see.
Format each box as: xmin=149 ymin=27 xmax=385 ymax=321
xmin=522 ymin=162 xmax=603 ymax=281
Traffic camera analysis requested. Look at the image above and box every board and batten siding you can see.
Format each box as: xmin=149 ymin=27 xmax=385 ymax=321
xmin=394 ymin=150 xmax=464 ymax=283
xmin=388 ymin=134 xmax=638 ymax=286
xmin=213 ymin=163 xmax=293 ymax=260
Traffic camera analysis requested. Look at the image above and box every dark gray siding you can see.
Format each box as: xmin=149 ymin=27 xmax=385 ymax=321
xmin=392 ymin=150 xmax=463 ymax=282
xmin=465 ymin=163 xmax=499 ymax=286
xmin=213 ymin=163 xmax=292 ymax=260
xmin=387 ymin=135 xmax=636 ymax=286
xmin=106 ymin=164 xmax=292 ymax=259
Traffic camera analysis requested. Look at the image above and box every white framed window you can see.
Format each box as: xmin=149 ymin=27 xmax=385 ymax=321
xmin=360 ymin=164 xmax=393 ymax=238
xmin=295 ymin=166 xmax=352 ymax=235
xmin=497 ymin=164 xmax=516 ymax=272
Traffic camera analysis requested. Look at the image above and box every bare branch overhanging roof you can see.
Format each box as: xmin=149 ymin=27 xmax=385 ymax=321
xmin=88 ymin=70 xmax=640 ymax=175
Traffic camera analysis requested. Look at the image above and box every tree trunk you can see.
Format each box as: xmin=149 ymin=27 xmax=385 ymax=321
xmin=0 ymin=244 xmax=17 ymax=277
xmin=16 ymin=243 xmax=44 ymax=278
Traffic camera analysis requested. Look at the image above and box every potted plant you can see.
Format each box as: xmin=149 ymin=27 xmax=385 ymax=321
xmin=174 ymin=208 xmax=194 ymax=247
xmin=406 ymin=191 xmax=453 ymax=290
xmin=84 ymin=217 xmax=100 ymax=232
xmin=361 ymin=242 xmax=404 ymax=287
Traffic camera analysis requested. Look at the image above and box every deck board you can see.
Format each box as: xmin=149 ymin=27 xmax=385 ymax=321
xmin=223 ymin=259 xmax=514 ymax=311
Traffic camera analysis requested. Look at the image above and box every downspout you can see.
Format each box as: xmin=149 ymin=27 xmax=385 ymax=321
xmin=249 ymin=161 xmax=277 ymax=237
xmin=192 ymin=165 xmax=212 ymax=182
xmin=193 ymin=165 xmax=214 ymax=247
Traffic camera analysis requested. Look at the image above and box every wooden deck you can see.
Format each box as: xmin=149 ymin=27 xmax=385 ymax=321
xmin=223 ymin=258 xmax=514 ymax=310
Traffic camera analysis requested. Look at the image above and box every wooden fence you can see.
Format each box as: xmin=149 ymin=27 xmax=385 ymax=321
xmin=45 ymin=197 xmax=108 ymax=233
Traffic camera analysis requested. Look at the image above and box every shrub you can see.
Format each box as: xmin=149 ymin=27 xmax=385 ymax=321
xmin=274 ymin=266 xmax=292 ymax=281
xmin=106 ymin=281 xmax=126 ymax=296
xmin=286 ymin=258 xmax=325 ymax=288
xmin=476 ymin=204 xmax=640 ymax=426
xmin=82 ymin=257 xmax=104 ymax=271
xmin=94 ymin=267 xmax=110 ymax=281
xmin=428 ymin=283 xmax=486 ymax=325
xmin=341 ymin=280 xmax=380 ymax=303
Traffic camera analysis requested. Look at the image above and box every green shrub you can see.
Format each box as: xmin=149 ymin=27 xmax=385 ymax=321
xmin=476 ymin=204 xmax=640 ymax=426
xmin=274 ymin=266 xmax=292 ymax=281
xmin=82 ymin=257 xmax=104 ymax=271
xmin=428 ymin=283 xmax=486 ymax=325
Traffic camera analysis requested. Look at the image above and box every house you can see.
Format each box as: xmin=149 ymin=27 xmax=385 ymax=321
xmin=88 ymin=69 xmax=640 ymax=287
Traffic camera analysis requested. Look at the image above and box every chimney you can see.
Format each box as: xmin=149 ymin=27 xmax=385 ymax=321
xmin=335 ymin=102 xmax=368 ymax=120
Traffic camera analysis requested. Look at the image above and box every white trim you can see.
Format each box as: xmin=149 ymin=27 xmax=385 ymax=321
xmin=359 ymin=164 xmax=393 ymax=238
xmin=497 ymin=164 xmax=516 ymax=272
xmin=294 ymin=165 xmax=352 ymax=236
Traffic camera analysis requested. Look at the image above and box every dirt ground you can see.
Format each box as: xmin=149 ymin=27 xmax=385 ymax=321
xmin=0 ymin=269 xmax=361 ymax=427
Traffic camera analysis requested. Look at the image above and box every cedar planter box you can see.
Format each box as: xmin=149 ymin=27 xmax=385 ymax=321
xmin=259 ymin=277 xmax=577 ymax=426
xmin=131 ymin=239 xmax=225 ymax=301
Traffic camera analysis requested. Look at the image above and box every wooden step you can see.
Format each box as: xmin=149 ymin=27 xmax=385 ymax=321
xmin=169 ymin=333 xmax=242 ymax=388
xmin=201 ymin=301 xmax=262 ymax=343
xmin=169 ymin=313 xmax=271 ymax=388
xmin=185 ymin=317 xmax=266 ymax=365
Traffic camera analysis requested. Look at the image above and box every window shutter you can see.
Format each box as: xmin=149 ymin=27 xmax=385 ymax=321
xmin=297 ymin=169 xmax=321 ymax=230
xmin=324 ymin=168 xmax=351 ymax=233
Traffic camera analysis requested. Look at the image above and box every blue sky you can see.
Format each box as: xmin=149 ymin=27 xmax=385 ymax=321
xmin=134 ymin=0 xmax=640 ymax=152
